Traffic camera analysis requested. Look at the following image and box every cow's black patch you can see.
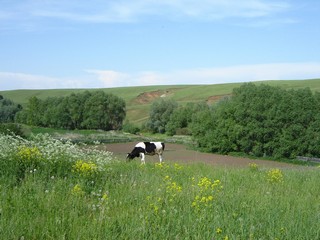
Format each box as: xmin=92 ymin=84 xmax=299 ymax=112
xmin=144 ymin=142 xmax=156 ymax=155
xmin=161 ymin=143 xmax=165 ymax=151
xmin=127 ymin=147 xmax=145 ymax=160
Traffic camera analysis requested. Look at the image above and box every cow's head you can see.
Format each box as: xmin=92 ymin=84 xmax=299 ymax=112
xmin=126 ymin=152 xmax=135 ymax=161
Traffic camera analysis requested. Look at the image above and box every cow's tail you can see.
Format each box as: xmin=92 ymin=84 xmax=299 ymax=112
xmin=161 ymin=142 xmax=165 ymax=151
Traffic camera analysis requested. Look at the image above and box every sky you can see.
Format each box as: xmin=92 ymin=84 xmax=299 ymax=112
xmin=0 ymin=0 xmax=320 ymax=90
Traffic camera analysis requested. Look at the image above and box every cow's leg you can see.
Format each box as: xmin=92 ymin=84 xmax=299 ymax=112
xmin=159 ymin=153 xmax=163 ymax=163
xmin=140 ymin=153 xmax=146 ymax=164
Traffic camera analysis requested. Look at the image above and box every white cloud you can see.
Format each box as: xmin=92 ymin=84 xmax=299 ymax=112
xmin=0 ymin=72 xmax=92 ymax=90
xmin=1 ymin=0 xmax=293 ymax=26
xmin=85 ymin=70 xmax=130 ymax=87
xmin=85 ymin=62 xmax=320 ymax=87
xmin=1 ymin=62 xmax=319 ymax=91
xmin=164 ymin=63 xmax=320 ymax=84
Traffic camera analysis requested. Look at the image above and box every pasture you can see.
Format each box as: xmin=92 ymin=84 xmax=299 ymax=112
xmin=0 ymin=134 xmax=319 ymax=239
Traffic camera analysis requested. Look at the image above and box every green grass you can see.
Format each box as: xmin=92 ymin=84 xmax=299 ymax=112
xmin=1 ymin=133 xmax=319 ymax=239
xmin=1 ymin=79 xmax=320 ymax=124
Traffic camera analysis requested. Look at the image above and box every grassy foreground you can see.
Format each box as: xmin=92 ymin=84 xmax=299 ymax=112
xmin=0 ymin=134 xmax=319 ymax=239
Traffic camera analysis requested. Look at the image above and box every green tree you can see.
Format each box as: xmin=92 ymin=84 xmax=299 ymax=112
xmin=24 ymin=96 xmax=43 ymax=126
xmin=82 ymin=91 xmax=126 ymax=130
xmin=146 ymin=99 xmax=178 ymax=133
xmin=0 ymin=95 xmax=22 ymax=123
xmin=166 ymin=102 xmax=208 ymax=136
xmin=191 ymin=83 xmax=320 ymax=159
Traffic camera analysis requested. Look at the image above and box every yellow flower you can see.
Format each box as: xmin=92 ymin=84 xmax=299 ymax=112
xmin=164 ymin=175 xmax=171 ymax=181
xmin=191 ymin=177 xmax=222 ymax=210
xmin=249 ymin=162 xmax=258 ymax=171
xmin=101 ymin=193 xmax=108 ymax=201
xmin=17 ymin=146 xmax=42 ymax=163
xmin=216 ymin=228 xmax=222 ymax=234
xmin=155 ymin=162 xmax=163 ymax=168
xmin=71 ymin=184 xmax=85 ymax=196
xmin=174 ymin=163 xmax=183 ymax=170
xmin=72 ymin=160 xmax=97 ymax=177
xmin=267 ymin=168 xmax=284 ymax=183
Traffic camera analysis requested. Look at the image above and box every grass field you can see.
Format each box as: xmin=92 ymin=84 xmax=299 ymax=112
xmin=1 ymin=79 xmax=320 ymax=124
xmin=1 ymin=133 xmax=319 ymax=239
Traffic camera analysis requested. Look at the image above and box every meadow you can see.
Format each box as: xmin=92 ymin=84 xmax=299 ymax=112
xmin=0 ymin=133 xmax=319 ymax=239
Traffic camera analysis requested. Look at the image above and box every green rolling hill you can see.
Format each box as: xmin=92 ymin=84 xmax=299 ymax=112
xmin=1 ymin=79 xmax=320 ymax=125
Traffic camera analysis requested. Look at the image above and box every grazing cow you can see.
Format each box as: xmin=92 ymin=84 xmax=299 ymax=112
xmin=127 ymin=142 xmax=165 ymax=164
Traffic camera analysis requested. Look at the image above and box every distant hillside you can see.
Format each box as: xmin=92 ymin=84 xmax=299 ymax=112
xmin=1 ymin=79 xmax=320 ymax=125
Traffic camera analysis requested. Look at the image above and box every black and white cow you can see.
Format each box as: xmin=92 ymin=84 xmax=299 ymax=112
xmin=127 ymin=142 xmax=165 ymax=164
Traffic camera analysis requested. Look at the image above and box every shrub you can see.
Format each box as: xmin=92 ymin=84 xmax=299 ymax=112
xmin=0 ymin=123 xmax=25 ymax=137
xmin=0 ymin=133 xmax=115 ymax=181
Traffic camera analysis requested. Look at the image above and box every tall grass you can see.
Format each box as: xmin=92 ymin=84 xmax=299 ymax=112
xmin=0 ymin=133 xmax=319 ymax=239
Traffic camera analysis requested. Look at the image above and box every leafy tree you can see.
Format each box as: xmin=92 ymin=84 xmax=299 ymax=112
xmin=15 ymin=91 xmax=126 ymax=131
xmin=27 ymin=96 xmax=43 ymax=126
xmin=166 ymin=102 xmax=208 ymax=136
xmin=66 ymin=92 xmax=91 ymax=129
xmin=0 ymin=95 xmax=22 ymax=123
xmin=191 ymin=83 xmax=320 ymax=159
xmin=82 ymin=91 xmax=126 ymax=130
xmin=145 ymin=99 xmax=178 ymax=133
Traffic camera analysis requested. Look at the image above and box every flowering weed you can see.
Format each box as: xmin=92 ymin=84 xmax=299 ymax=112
xmin=267 ymin=168 xmax=284 ymax=183
xmin=72 ymin=160 xmax=98 ymax=177
xmin=0 ymin=133 xmax=114 ymax=180
xmin=191 ymin=176 xmax=222 ymax=211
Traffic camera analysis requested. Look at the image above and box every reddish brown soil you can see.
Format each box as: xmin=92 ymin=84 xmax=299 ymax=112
xmin=104 ymin=142 xmax=301 ymax=169
xmin=206 ymin=94 xmax=232 ymax=104
xmin=134 ymin=90 xmax=171 ymax=104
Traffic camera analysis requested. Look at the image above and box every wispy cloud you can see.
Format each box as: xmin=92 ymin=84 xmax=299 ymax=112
xmin=1 ymin=62 xmax=320 ymax=90
xmin=85 ymin=62 xmax=320 ymax=88
xmin=0 ymin=0 xmax=294 ymax=31
xmin=0 ymin=72 xmax=92 ymax=90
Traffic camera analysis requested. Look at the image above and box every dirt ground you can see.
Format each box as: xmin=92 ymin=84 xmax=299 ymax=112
xmin=103 ymin=142 xmax=302 ymax=169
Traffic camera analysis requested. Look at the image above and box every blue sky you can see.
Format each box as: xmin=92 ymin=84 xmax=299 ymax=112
xmin=0 ymin=0 xmax=320 ymax=90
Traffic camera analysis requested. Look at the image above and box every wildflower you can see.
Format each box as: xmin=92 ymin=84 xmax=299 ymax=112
xmin=192 ymin=177 xmax=222 ymax=210
xmin=72 ymin=160 xmax=97 ymax=177
xmin=16 ymin=146 xmax=42 ymax=167
xmin=101 ymin=193 xmax=108 ymax=201
xmin=249 ymin=162 xmax=258 ymax=171
xmin=216 ymin=228 xmax=222 ymax=234
xmin=155 ymin=163 xmax=163 ymax=168
xmin=164 ymin=175 xmax=171 ymax=181
xmin=71 ymin=184 xmax=85 ymax=196
xmin=174 ymin=163 xmax=183 ymax=170
xmin=267 ymin=168 xmax=284 ymax=183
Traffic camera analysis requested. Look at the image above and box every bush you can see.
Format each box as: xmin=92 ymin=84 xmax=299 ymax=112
xmin=0 ymin=133 xmax=115 ymax=182
xmin=0 ymin=123 xmax=25 ymax=137
xmin=122 ymin=121 xmax=140 ymax=134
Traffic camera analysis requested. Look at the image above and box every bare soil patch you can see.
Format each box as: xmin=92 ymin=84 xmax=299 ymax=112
xmin=104 ymin=142 xmax=301 ymax=169
xmin=206 ymin=94 xmax=232 ymax=104
xmin=134 ymin=90 xmax=173 ymax=104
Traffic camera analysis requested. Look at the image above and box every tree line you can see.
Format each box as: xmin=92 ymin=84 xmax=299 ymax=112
xmin=147 ymin=83 xmax=320 ymax=159
xmin=2 ymin=83 xmax=320 ymax=159
xmin=15 ymin=91 xmax=126 ymax=131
